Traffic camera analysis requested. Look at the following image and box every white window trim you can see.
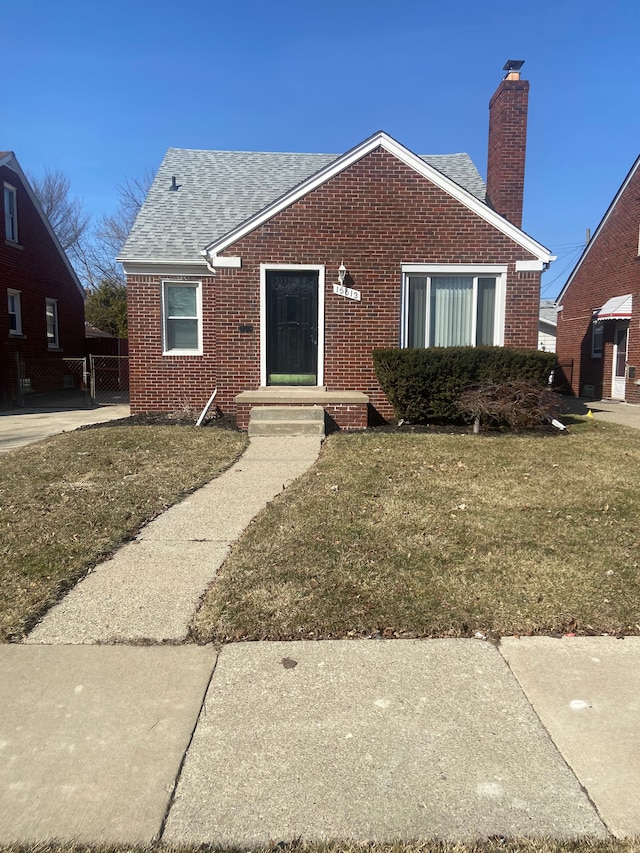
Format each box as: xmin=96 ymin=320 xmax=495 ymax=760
xmin=162 ymin=280 xmax=203 ymax=355
xmin=259 ymin=264 xmax=325 ymax=387
xmin=4 ymin=183 xmax=18 ymax=243
xmin=400 ymin=264 xmax=507 ymax=348
xmin=8 ymin=288 xmax=22 ymax=335
xmin=45 ymin=298 xmax=59 ymax=348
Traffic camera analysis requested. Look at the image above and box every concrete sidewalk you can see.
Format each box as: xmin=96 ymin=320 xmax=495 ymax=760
xmin=560 ymin=395 xmax=640 ymax=429
xmin=2 ymin=637 xmax=639 ymax=844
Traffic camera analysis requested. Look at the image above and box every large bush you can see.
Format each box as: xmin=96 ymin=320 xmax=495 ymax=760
xmin=373 ymin=346 xmax=557 ymax=422
xmin=456 ymin=380 xmax=561 ymax=431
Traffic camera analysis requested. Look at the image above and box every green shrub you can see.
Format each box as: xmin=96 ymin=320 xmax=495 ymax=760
xmin=372 ymin=346 xmax=557 ymax=422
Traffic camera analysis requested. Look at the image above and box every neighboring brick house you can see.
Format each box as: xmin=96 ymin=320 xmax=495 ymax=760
xmin=556 ymin=154 xmax=640 ymax=403
xmin=1 ymin=151 xmax=85 ymax=406
xmin=120 ymin=62 xmax=553 ymax=429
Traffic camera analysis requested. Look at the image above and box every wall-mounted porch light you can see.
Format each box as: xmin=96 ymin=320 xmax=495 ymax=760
xmin=338 ymin=262 xmax=347 ymax=285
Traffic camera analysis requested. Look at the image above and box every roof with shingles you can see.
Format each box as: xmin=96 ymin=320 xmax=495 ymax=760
xmin=539 ymin=299 xmax=558 ymax=327
xmin=120 ymin=146 xmax=487 ymax=261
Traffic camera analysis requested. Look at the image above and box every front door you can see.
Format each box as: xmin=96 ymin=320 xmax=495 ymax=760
xmin=612 ymin=321 xmax=629 ymax=400
xmin=266 ymin=270 xmax=318 ymax=385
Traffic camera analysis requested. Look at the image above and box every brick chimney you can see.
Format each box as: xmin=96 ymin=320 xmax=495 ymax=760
xmin=486 ymin=60 xmax=529 ymax=228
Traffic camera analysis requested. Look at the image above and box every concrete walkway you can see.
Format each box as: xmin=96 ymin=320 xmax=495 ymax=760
xmin=1 ymin=431 xmax=639 ymax=844
xmin=0 ymin=403 xmax=131 ymax=452
xmin=26 ymin=436 xmax=322 ymax=643
xmin=560 ymin=395 xmax=640 ymax=429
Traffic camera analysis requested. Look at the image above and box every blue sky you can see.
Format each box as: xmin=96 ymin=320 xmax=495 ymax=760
xmin=4 ymin=0 xmax=639 ymax=298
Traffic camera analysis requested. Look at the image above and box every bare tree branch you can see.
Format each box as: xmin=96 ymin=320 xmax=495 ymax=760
xmin=29 ymin=168 xmax=90 ymax=254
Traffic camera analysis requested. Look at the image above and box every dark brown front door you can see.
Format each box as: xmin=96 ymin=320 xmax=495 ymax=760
xmin=266 ymin=270 xmax=318 ymax=385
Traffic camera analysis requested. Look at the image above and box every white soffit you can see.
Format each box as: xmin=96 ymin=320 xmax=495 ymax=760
xmin=203 ymin=132 xmax=553 ymax=264
xmin=593 ymin=293 xmax=632 ymax=321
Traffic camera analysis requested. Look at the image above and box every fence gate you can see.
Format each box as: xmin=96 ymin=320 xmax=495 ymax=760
xmin=88 ymin=355 xmax=130 ymax=404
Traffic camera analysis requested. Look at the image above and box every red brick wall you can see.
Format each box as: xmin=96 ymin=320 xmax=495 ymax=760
xmin=128 ymin=148 xmax=541 ymax=420
xmin=556 ymin=160 xmax=640 ymax=402
xmin=1 ymin=164 xmax=85 ymax=404
xmin=486 ymin=77 xmax=529 ymax=228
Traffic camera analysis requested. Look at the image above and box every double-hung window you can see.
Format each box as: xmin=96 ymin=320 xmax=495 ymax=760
xmin=4 ymin=183 xmax=18 ymax=243
xmin=402 ymin=266 xmax=506 ymax=348
xmin=46 ymin=298 xmax=59 ymax=348
xmin=8 ymin=289 xmax=22 ymax=335
xmin=163 ymin=281 xmax=202 ymax=354
xmin=591 ymin=318 xmax=603 ymax=358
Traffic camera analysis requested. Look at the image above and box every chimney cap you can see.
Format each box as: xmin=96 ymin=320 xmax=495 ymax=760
xmin=503 ymin=59 xmax=525 ymax=72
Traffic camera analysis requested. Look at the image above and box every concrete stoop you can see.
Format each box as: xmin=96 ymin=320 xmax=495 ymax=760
xmin=248 ymin=405 xmax=325 ymax=437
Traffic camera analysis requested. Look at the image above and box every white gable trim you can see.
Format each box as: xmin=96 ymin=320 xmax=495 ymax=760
xmin=203 ymin=132 xmax=552 ymax=264
xmin=0 ymin=152 xmax=85 ymax=299
xmin=557 ymin=154 xmax=640 ymax=304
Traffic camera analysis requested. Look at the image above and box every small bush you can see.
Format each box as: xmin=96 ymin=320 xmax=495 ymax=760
xmin=456 ymin=380 xmax=562 ymax=431
xmin=373 ymin=346 xmax=556 ymax=422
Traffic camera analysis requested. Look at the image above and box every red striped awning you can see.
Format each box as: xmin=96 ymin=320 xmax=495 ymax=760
xmin=593 ymin=294 xmax=632 ymax=321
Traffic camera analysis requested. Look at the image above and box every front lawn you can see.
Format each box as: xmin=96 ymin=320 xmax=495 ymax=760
xmin=0 ymin=426 xmax=248 ymax=641
xmin=191 ymin=418 xmax=640 ymax=642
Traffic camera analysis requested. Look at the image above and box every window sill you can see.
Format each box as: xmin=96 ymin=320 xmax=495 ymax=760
xmin=162 ymin=351 xmax=203 ymax=357
xmin=9 ymin=332 xmax=25 ymax=339
xmin=5 ymin=239 xmax=23 ymax=250
xmin=47 ymin=346 xmax=62 ymax=352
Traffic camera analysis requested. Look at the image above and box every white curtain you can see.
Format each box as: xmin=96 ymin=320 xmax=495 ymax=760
xmin=429 ymin=277 xmax=473 ymax=347
xmin=408 ymin=276 xmax=427 ymax=347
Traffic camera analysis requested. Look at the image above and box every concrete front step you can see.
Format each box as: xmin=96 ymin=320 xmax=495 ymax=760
xmin=250 ymin=406 xmax=324 ymax=422
xmin=248 ymin=406 xmax=325 ymax=437
xmin=248 ymin=420 xmax=324 ymax=437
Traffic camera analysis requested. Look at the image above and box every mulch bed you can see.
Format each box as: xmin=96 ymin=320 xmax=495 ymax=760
xmin=80 ymin=410 xmax=241 ymax=431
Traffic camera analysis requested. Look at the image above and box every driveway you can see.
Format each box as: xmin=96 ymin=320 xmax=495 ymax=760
xmin=560 ymin=396 xmax=640 ymax=430
xmin=0 ymin=404 xmax=130 ymax=453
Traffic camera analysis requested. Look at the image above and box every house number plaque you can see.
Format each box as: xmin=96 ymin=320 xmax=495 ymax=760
xmin=333 ymin=283 xmax=361 ymax=302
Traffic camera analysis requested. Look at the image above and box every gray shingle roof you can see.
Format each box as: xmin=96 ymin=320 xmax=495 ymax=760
xmin=120 ymin=146 xmax=487 ymax=261
xmin=539 ymin=299 xmax=558 ymax=326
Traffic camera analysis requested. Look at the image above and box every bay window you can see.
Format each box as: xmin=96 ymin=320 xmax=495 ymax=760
xmin=402 ymin=266 xmax=506 ymax=348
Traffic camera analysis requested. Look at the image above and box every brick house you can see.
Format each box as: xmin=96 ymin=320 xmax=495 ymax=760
xmin=120 ymin=62 xmax=553 ymax=430
xmin=1 ymin=151 xmax=85 ymax=406
xmin=556 ymin=155 xmax=640 ymax=403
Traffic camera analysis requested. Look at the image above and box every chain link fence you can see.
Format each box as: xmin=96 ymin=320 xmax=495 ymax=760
xmin=88 ymin=355 xmax=130 ymax=405
xmin=10 ymin=354 xmax=129 ymax=407
xmin=12 ymin=355 xmax=89 ymax=407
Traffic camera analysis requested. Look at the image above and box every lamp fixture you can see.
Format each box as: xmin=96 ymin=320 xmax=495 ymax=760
xmin=338 ymin=262 xmax=347 ymax=286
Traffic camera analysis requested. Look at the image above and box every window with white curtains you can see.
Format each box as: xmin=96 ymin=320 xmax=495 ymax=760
xmin=403 ymin=273 xmax=499 ymax=348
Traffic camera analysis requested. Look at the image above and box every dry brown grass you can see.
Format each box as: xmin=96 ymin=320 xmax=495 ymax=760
xmin=191 ymin=418 xmax=640 ymax=642
xmin=0 ymin=426 xmax=247 ymax=641
xmin=0 ymin=838 xmax=638 ymax=853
